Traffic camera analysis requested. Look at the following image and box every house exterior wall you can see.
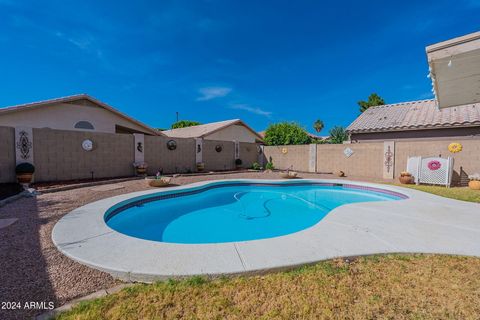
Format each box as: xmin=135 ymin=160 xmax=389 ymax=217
xmin=0 ymin=126 xmax=16 ymax=183
xmin=144 ymin=136 xmax=196 ymax=174
xmin=0 ymin=102 xmax=152 ymax=134
xmin=205 ymin=124 xmax=258 ymax=143
xmin=33 ymin=128 xmax=134 ymax=182
xmin=350 ymin=126 xmax=480 ymax=142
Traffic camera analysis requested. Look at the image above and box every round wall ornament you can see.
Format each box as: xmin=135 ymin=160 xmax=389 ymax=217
xmin=281 ymin=147 xmax=288 ymax=154
xmin=448 ymin=142 xmax=462 ymax=153
xmin=427 ymin=160 xmax=442 ymax=171
xmin=166 ymin=140 xmax=177 ymax=150
xmin=81 ymin=139 xmax=93 ymax=151
xmin=215 ymin=144 xmax=223 ymax=152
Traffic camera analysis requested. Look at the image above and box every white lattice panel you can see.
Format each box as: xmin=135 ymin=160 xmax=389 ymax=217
xmin=417 ymin=157 xmax=453 ymax=186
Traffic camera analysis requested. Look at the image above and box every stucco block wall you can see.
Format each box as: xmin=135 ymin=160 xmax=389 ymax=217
xmin=263 ymin=145 xmax=310 ymax=172
xmin=33 ymin=128 xmax=134 ymax=182
xmin=0 ymin=126 xmax=16 ymax=183
xmin=203 ymin=140 xmax=235 ymax=171
xmin=240 ymin=142 xmax=259 ymax=168
xmin=395 ymin=138 xmax=480 ymax=185
xmin=144 ymin=136 xmax=196 ymax=174
xmin=317 ymin=143 xmax=384 ymax=178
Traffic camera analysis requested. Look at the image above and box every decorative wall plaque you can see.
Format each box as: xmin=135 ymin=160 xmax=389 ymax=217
xmin=167 ymin=140 xmax=177 ymax=150
xmin=215 ymin=144 xmax=223 ymax=152
xmin=343 ymin=147 xmax=354 ymax=158
xmin=82 ymin=139 xmax=93 ymax=151
xmin=16 ymin=130 xmax=32 ymax=160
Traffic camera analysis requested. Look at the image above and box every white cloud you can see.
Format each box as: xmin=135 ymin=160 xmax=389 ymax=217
xmin=197 ymin=87 xmax=232 ymax=101
xmin=230 ymin=104 xmax=272 ymax=118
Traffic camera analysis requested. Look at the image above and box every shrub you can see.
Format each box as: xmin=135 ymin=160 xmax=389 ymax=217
xmin=329 ymin=126 xmax=348 ymax=144
xmin=171 ymin=120 xmax=201 ymax=129
xmin=251 ymin=162 xmax=261 ymax=170
xmin=264 ymin=122 xmax=311 ymax=146
xmin=265 ymin=162 xmax=275 ymax=170
xmin=15 ymin=162 xmax=35 ymax=174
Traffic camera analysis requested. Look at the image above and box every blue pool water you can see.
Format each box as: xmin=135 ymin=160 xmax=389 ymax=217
xmin=105 ymin=183 xmax=404 ymax=244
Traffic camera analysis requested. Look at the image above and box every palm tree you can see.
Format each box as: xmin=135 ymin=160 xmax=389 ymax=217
xmin=313 ymin=119 xmax=324 ymax=133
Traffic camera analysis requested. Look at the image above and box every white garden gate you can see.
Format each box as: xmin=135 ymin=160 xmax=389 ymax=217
xmin=406 ymin=156 xmax=454 ymax=187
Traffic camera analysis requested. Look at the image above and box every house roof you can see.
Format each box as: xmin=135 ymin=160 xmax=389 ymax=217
xmin=0 ymin=94 xmax=162 ymax=136
xmin=346 ymin=99 xmax=480 ymax=134
xmin=162 ymin=119 xmax=263 ymax=140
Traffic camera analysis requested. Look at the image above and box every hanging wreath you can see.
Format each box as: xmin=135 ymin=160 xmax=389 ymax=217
xmin=427 ymin=160 xmax=442 ymax=171
xmin=448 ymin=142 xmax=462 ymax=153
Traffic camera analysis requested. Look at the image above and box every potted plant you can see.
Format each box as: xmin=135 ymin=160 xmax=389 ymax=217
xmin=15 ymin=162 xmax=35 ymax=184
xmin=251 ymin=162 xmax=261 ymax=171
xmin=145 ymin=171 xmax=172 ymax=187
xmin=235 ymin=158 xmax=242 ymax=169
xmin=468 ymin=174 xmax=480 ymax=190
xmin=133 ymin=162 xmax=148 ymax=176
xmin=399 ymin=171 xmax=414 ymax=184
xmin=196 ymin=162 xmax=205 ymax=172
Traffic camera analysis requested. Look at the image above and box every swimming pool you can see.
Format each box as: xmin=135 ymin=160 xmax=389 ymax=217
xmin=105 ymin=182 xmax=406 ymax=244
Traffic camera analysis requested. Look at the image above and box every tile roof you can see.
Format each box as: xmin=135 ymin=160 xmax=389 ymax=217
xmin=162 ymin=119 xmax=263 ymax=140
xmin=346 ymin=99 xmax=480 ymax=133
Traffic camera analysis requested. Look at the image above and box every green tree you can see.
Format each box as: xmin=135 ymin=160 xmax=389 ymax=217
xmin=329 ymin=126 xmax=348 ymax=144
xmin=264 ymin=122 xmax=311 ymax=146
xmin=357 ymin=93 xmax=385 ymax=113
xmin=171 ymin=120 xmax=201 ymax=129
xmin=313 ymin=119 xmax=324 ymax=133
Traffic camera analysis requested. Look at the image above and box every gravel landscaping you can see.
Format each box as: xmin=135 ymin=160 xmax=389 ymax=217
xmin=0 ymin=171 xmax=344 ymax=320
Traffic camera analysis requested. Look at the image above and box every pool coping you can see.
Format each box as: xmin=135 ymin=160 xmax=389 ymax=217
xmin=52 ymin=179 xmax=480 ymax=282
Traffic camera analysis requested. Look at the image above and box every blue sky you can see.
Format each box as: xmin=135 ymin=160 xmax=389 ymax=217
xmin=0 ymin=1 xmax=479 ymax=134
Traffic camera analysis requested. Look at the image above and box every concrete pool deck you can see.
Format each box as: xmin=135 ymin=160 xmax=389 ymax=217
xmin=52 ymin=179 xmax=480 ymax=282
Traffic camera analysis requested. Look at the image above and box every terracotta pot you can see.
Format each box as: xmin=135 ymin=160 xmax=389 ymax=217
xmin=17 ymin=173 xmax=33 ymax=184
xmin=399 ymin=176 xmax=414 ymax=184
xmin=468 ymin=180 xmax=480 ymax=190
xmin=196 ymin=163 xmax=205 ymax=172
xmin=136 ymin=167 xmax=147 ymax=175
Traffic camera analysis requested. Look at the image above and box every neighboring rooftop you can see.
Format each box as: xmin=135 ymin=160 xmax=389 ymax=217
xmin=162 ymin=119 xmax=263 ymax=140
xmin=0 ymin=94 xmax=161 ymax=136
xmin=346 ymin=99 xmax=480 ymax=133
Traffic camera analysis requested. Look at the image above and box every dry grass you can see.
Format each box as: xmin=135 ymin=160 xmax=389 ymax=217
xmin=395 ymin=184 xmax=480 ymax=203
xmin=56 ymin=254 xmax=480 ymax=320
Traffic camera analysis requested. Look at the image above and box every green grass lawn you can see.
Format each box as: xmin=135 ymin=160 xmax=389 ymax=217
xmin=56 ymin=255 xmax=480 ymax=320
xmin=394 ymin=184 xmax=480 ymax=203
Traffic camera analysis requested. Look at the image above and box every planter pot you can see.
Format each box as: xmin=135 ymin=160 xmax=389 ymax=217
xmin=280 ymin=171 xmax=298 ymax=179
xmin=17 ymin=173 xmax=33 ymax=184
xmin=145 ymin=177 xmax=172 ymax=187
xmin=468 ymin=180 xmax=480 ymax=190
xmin=196 ymin=163 xmax=205 ymax=172
xmin=136 ymin=168 xmax=147 ymax=175
xmin=399 ymin=176 xmax=414 ymax=184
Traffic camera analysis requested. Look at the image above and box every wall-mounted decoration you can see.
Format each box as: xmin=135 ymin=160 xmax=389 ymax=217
xmin=281 ymin=147 xmax=288 ymax=154
xmin=197 ymin=144 xmax=202 ymax=153
xmin=215 ymin=144 xmax=223 ymax=152
xmin=448 ymin=142 xmax=462 ymax=153
xmin=16 ymin=130 xmax=32 ymax=160
xmin=82 ymin=139 xmax=93 ymax=151
xmin=257 ymin=145 xmax=263 ymax=154
xmin=343 ymin=147 xmax=354 ymax=158
xmin=167 ymin=140 xmax=177 ymax=150
xmin=137 ymin=142 xmax=143 ymax=153
xmin=427 ymin=160 xmax=442 ymax=171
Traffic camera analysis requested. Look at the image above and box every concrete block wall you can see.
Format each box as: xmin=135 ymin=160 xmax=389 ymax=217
xmin=203 ymin=140 xmax=235 ymax=171
xmin=263 ymin=145 xmax=310 ymax=172
xmin=239 ymin=142 xmax=259 ymax=169
xmin=0 ymin=126 xmax=16 ymax=183
xmin=33 ymin=128 xmax=135 ymax=182
xmin=316 ymin=143 xmax=384 ymax=178
xmin=144 ymin=136 xmax=196 ymax=174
